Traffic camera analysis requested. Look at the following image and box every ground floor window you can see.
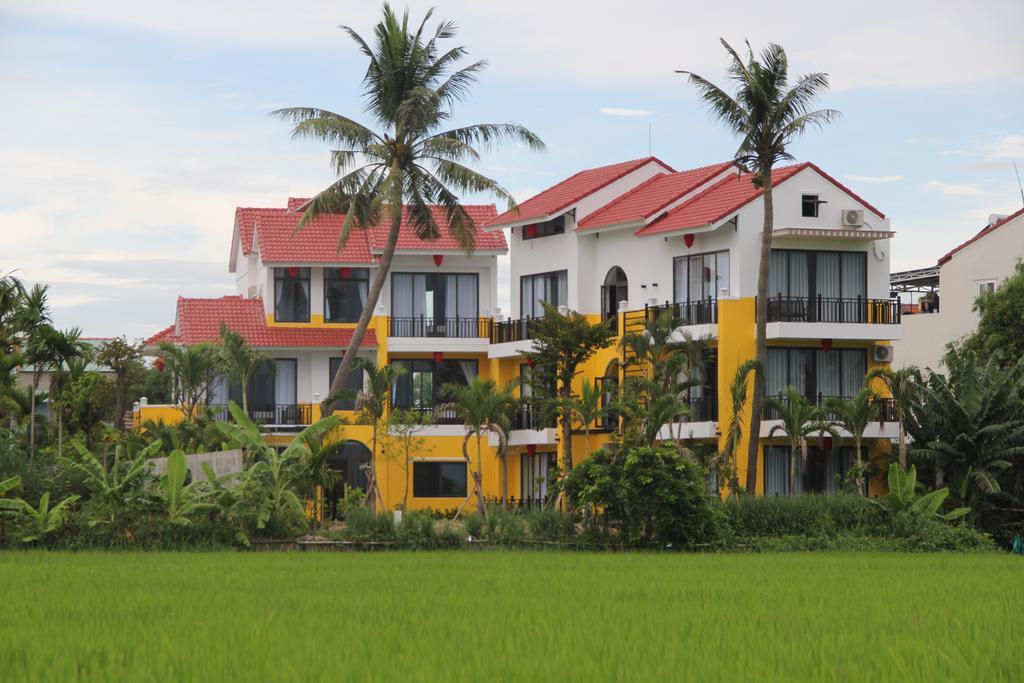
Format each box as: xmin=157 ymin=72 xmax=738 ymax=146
xmin=764 ymin=446 xmax=862 ymax=495
xmin=520 ymin=452 xmax=555 ymax=502
xmin=412 ymin=461 xmax=467 ymax=498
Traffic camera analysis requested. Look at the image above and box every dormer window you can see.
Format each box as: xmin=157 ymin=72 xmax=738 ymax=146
xmin=522 ymin=215 xmax=565 ymax=240
xmin=274 ymin=267 xmax=310 ymax=322
xmin=801 ymin=194 xmax=825 ymax=218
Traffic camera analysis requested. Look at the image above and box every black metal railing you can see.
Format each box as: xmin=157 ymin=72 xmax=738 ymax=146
xmin=392 ymin=404 xmax=465 ymax=425
xmin=763 ymin=394 xmax=899 ymax=422
xmin=512 ymin=403 xmax=555 ymax=430
xmin=642 ymin=297 xmax=718 ymax=326
xmin=483 ymin=496 xmax=550 ymax=511
xmin=389 ymin=316 xmax=490 ymax=338
xmin=206 ymin=403 xmax=313 ymax=427
xmin=765 ymin=296 xmax=901 ymax=324
xmin=489 ymin=317 xmax=537 ymax=344
xmin=683 ymin=394 xmax=718 ymax=422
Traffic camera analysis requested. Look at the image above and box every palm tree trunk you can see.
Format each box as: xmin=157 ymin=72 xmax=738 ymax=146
xmin=28 ymin=381 xmax=36 ymax=460
xmin=788 ymin=438 xmax=799 ymax=496
xmin=403 ymin=445 xmax=410 ymax=510
xmin=475 ymin=432 xmax=485 ymax=516
xmin=854 ymin=436 xmax=865 ymax=495
xmin=326 ymin=185 xmax=404 ymax=410
xmin=745 ymin=168 xmax=774 ymax=494
xmin=367 ymin=425 xmax=378 ymax=513
xmin=897 ymin=419 xmax=907 ymax=469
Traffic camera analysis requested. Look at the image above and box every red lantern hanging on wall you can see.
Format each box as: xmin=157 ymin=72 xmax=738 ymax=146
xmin=821 ymin=338 xmax=833 ymax=353
xmin=526 ymin=357 xmax=535 ymax=367
xmin=525 ymin=224 xmax=538 ymax=239
xmin=287 ymin=266 xmax=299 ymax=278
xmin=154 ymin=357 xmax=165 ymax=372
xmin=339 ymin=267 xmax=351 ymax=280
xmin=683 ymin=233 xmax=695 ymax=249
xmin=433 ymin=254 xmax=444 ymax=268
xmin=432 ymin=351 xmax=444 ymax=364
xmin=526 ymin=444 xmax=537 ymax=456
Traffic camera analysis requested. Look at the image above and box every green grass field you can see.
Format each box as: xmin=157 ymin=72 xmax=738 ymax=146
xmin=1 ymin=551 xmax=1021 ymax=681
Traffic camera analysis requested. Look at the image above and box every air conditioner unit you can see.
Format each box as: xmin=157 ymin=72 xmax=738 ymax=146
xmin=842 ymin=209 xmax=864 ymax=227
xmin=872 ymin=344 xmax=894 ymax=363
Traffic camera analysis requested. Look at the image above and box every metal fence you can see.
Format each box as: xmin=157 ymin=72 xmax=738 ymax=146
xmin=389 ymin=316 xmax=490 ymax=338
xmin=642 ymin=297 xmax=718 ymax=326
xmin=764 ymin=296 xmax=901 ymax=324
xmin=489 ymin=317 xmax=537 ymax=343
xmin=206 ymin=403 xmax=313 ymax=427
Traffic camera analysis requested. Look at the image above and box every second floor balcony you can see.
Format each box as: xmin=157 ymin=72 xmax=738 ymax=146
xmin=389 ymin=316 xmax=490 ymax=339
xmin=765 ymin=295 xmax=901 ymax=325
xmin=206 ymin=403 xmax=314 ymax=429
xmin=762 ymin=393 xmax=898 ymax=423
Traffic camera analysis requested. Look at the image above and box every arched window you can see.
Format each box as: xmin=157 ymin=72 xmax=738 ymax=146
xmin=596 ymin=359 xmax=620 ymax=430
xmin=601 ymin=267 xmax=628 ymax=332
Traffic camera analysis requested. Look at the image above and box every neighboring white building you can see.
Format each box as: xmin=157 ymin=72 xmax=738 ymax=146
xmin=893 ymin=207 xmax=1024 ymax=371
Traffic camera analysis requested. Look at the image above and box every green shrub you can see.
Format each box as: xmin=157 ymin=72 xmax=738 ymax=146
xmin=483 ymin=506 xmax=527 ymax=546
xmin=725 ymin=494 xmax=886 ymax=538
xmin=890 ymin=511 xmax=996 ymax=552
xmin=563 ymin=446 xmax=719 ymax=548
xmin=396 ymin=510 xmax=436 ymax=549
xmin=344 ymin=508 xmax=395 ymax=542
xmin=463 ymin=513 xmax=484 ymax=540
xmin=434 ymin=521 xmax=464 ymax=549
xmin=524 ymin=509 xmax=575 ymax=543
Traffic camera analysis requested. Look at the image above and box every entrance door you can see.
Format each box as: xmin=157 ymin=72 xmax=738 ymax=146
xmin=602 ymin=267 xmax=628 ymax=332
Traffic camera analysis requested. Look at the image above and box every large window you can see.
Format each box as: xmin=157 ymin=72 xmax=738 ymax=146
xmin=392 ymin=359 xmax=478 ymax=410
xmin=391 ymin=272 xmax=478 ymax=333
xmin=769 ymin=250 xmax=866 ymax=301
xmin=520 ymin=270 xmax=567 ymax=318
xmin=412 ymin=461 xmax=467 ymax=497
xmin=324 ymin=267 xmax=368 ymax=323
xmin=766 ymin=347 xmax=867 ymax=401
xmin=274 ymin=267 xmax=310 ymax=322
xmin=329 ymin=357 xmax=367 ymax=411
xmin=521 ymin=452 xmax=555 ymax=502
xmin=764 ymin=446 xmax=862 ymax=495
xmin=522 ymin=216 xmax=565 ymax=240
xmin=673 ymin=251 xmax=730 ymax=302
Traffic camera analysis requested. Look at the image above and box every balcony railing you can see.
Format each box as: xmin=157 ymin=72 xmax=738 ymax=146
xmin=392 ymin=404 xmax=465 ymax=425
xmin=512 ymin=403 xmax=555 ymax=431
xmin=643 ymin=298 xmax=718 ymax=326
xmin=389 ymin=316 xmax=490 ymax=338
xmin=683 ymin=395 xmax=718 ymax=422
xmin=489 ymin=317 xmax=537 ymax=344
xmin=765 ymin=296 xmax=901 ymax=324
xmin=763 ymin=394 xmax=899 ymax=422
xmin=206 ymin=403 xmax=312 ymax=427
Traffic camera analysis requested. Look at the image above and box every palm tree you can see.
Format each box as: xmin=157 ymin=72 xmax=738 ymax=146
xmin=718 ymin=360 xmax=760 ymax=497
xmin=444 ymin=376 xmax=518 ymax=514
xmin=158 ymin=342 xmax=219 ymax=420
xmin=48 ymin=348 xmax=90 ymax=458
xmin=567 ymin=378 xmax=603 ymax=462
xmin=764 ymin=386 xmax=837 ymax=495
xmin=17 ymin=284 xmax=52 ymax=458
xmin=867 ymin=365 xmax=920 ymax=469
xmin=353 ymin=360 xmax=406 ymax=512
xmin=679 ymin=41 xmax=839 ymax=494
xmin=217 ymin=324 xmax=268 ymax=416
xmin=826 ymin=387 xmax=878 ymax=495
xmin=273 ymin=5 xmax=544 ymax=408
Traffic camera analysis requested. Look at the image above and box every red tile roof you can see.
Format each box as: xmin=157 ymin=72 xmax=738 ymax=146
xmin=241 ymin=201 xmax=504 ymax=264
xmin=146 ymin=296 xmax=377 ymax=349
xmin=234 ymin=207 xmax=260 ymax=254
xmin=485 ymin=157 xmax=673 ymax=229
xmin=938 ymin=206 xmax=1024 ymax=265
xmin=577 ymin=161 xmax=733 ymax=230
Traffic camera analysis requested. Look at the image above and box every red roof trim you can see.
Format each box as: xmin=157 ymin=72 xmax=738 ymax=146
xmin=485 ymin=156 xmax=674 ymax=228
xmin=938 ymin=206 xmax=1024 ymax=265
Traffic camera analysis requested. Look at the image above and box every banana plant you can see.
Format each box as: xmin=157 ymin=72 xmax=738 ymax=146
xmin=63 ymin=441 xmax=162 ymax=515
xmin=0 ymin=492 xmax=80 ymax=543
xmin=0 ymin=475 xmax=20 ymax=497
xmin=161 ymin=450 xmax=216 ymax=526
xmin=872 ymin=464 xmax=970 ymax=521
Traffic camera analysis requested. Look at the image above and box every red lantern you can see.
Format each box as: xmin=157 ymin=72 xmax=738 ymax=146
xmin=339 ymin=267 xmax=351 ymax=280
xmin=287 ymin=266 xmax=299 ymax=278
xmin=432 ymin=254 xmax=444 ymax=268
xmin=526 ymin=357 xmax=535 ymax=367
xmin=525 ymin=224 xmax=538 ymax=239
xmin=683 ymin=233 xmax=695 ymax=248
xmin=526 ymin=444 xmax=537 ymax=456
xmin=821 ymin=338 xmax=833 ymax=353
xmin=154 ymin=357 xmax=165 ymax=372
xmin=432 ymin=351 xmax=444 ymax=364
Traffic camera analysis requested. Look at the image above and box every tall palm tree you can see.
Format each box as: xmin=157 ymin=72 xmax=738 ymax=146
xmin=157 ymin=342 xmax=219 ymax=420
xmin=17 ymin=284 xmax=51 ymax=458
xmin=273 ymin=5 xmax=544 ymax=407
xmin=567 ymin=378 xmax=603 ymax=462
xmin=679 ymin=41 xmax=839 ymax=494
xmin=826 ymin=387 xmax=878 ymax=495
xmin=867 ymin=365 xmax=920 ymax=469
xmin=353 ymin=359 xmax=406 ymax=512
xmin=444 ymin=376 xmax=518 ymax=514
xmin=764 ymin=386 xmax=837 ymax=496
xmin=47 ymin=337 xmax=89 ymax=458
xmin=217 ymin=324 xmax=268 ymax=416
xmin=718 ymin=360 xmax=760 ymax=497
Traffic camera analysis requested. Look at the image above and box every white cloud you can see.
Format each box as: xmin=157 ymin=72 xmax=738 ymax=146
xmin=8 ymin=0 xmax=1024 ymax=89
xmin=979 ymin=135 xmax=1024 ymax=160
xmin=599 ymin=108 xmax=653 ymax=117
xmin=845 ymin=174 xmax=904 ymax=183
xmin=924 ymin=180 xmax=990 ymax=197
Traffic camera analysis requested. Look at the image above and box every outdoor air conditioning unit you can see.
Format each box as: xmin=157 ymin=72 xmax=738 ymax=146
xmin=842 ymin=209 xmax=865 ymax=227
xmin=872 ymin=344 xmax=894 ymax=363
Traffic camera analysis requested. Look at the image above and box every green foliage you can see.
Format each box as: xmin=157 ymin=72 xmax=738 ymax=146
xmin=159 ymin=450 xmax=216 ymax=527
xmin=965 ymin=259 xmax=1024 ymax=365
xmin=157 ymin=341 xmax=219 ymax=418
xmin=872 ymin=464 xmax=970 ymax=521
xmin=0 ymin=491 xmax=81 ymax=543
xmin=765 ymin=386 xmax=839 ymax=495
xmin=725 ymin=494 xmax=886 ymax=538
xmin=564 ymin=445 xmax=719 ymax=547
xmin=216 ymin=324 xmax=268 ymax=414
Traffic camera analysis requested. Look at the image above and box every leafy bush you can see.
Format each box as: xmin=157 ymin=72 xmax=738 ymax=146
xmin=463 ymin=513 xmax=484 ymax=540
xmin=564 ymin=446 xmax=719 ymax=547
xmin=483 ymin=506 xmax=527 ymax=545
xmin=524 ymin=508 xmax=575 ymax=543
xmin=395 ymin=510 xmax=435 ymax=549
xmin=725 ymin=494 xmax=886 ymax=538
xmin=889 ymin=511 xmax=995 ymax=552
xmin=344 ymin=509 xmax=395 ymax=542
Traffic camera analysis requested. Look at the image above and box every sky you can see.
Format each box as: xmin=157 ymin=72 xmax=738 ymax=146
xmin=1 ymin=0 xmax=1022 ymax=338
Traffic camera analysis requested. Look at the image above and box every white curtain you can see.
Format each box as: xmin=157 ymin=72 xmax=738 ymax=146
xmin=766 ymin=349 xmax=788 ymax=397
xmin=816 ymin=253 xmax=841 ymax=299
xmin=674 ymin=257 xmax=688 ymax=302
xmin=841 ymin=350 xmax=866 ymax=397
xmin=457 ymin=274 xmax=477 ymax=318
xmin=458 ymin=360 xmax=477 ymax=383
xmin=769 ymin=251 xmax=787 ymax=298
xmin=816 ymin=350 xmax=842 ymax=399
xmin=274 ymin=360 xmax=297 ymax=406
xmin=210 ymin=375 xmax=229 ymax=405
xmin=715 ymin=252 xmax=730 ymax=298
xmin=392 ymin=273 xmax=413 ymax=318
xmin=789 ymin=252 xmax=809 ymax=298
xmin=764 ymin=447 xmax=789 ymax=495
xmin=841 ymin=252 xmax=866 ymax=299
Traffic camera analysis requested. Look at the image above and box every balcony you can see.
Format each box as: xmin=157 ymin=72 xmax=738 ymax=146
xmin=642 ymin=298 xmax=718 ymax=326
xmin=389 ymin=316 xmax=490 ymax=339
xmin=206 ymin=403 xmax=313 ymax=428
xmin=490 ymin=317 xmax=537 ymax=344
xmin=683 ymin=395 xmax=718 ymax=422
xmin=762 ymin=394 xmax=898 ymax=423
xmin=765 ymin=296 xmax=900 ymax=325
xmin=392 ymin=404 xmax=465 ymax=426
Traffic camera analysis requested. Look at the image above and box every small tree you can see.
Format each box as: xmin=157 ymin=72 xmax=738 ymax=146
xmin=764 ymin=386 xmax=838 ymax=496
xmin=826 ymin=387 xmax=878 ymax=495
xmin=383 ymin=408 xmax=432 ymax=510
xmin=158 ymin=342 xmax=219 ymax=420
xmin=717 ymin=360 xmax=759 ymax=497
xmin=216 ymin=324 xmax=268 ymax=415
xmin=567 ymin=378 xmax=603 ymax=461
xmin=353 ymin=360 xmax=405 ymax=512
xmin=867 ymin=366 xmax=921 ymax=469
xmin=95 ymin=336 xmax=144 ymax=431
xmin=525 ymin=301 xmax=612 ymax=478
xmin=965 ymin=260 xmax=1024 ymax=366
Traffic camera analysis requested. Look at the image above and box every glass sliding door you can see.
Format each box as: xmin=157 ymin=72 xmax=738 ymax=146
xmin=768 ymin=249 xmax=868 ymax=322
xmin=520 ymin=270 xmax=567 ymax=318
xmin=391 ymin=272 xmax=479 ymax=336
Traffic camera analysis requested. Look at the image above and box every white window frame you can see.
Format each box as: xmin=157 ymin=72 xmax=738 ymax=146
xmin=976 ymin=279 xmax=997 ymax=296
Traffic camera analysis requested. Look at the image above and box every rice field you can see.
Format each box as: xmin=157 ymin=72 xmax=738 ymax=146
xmin=1 ymin=551 xmax=1021 ymax=682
